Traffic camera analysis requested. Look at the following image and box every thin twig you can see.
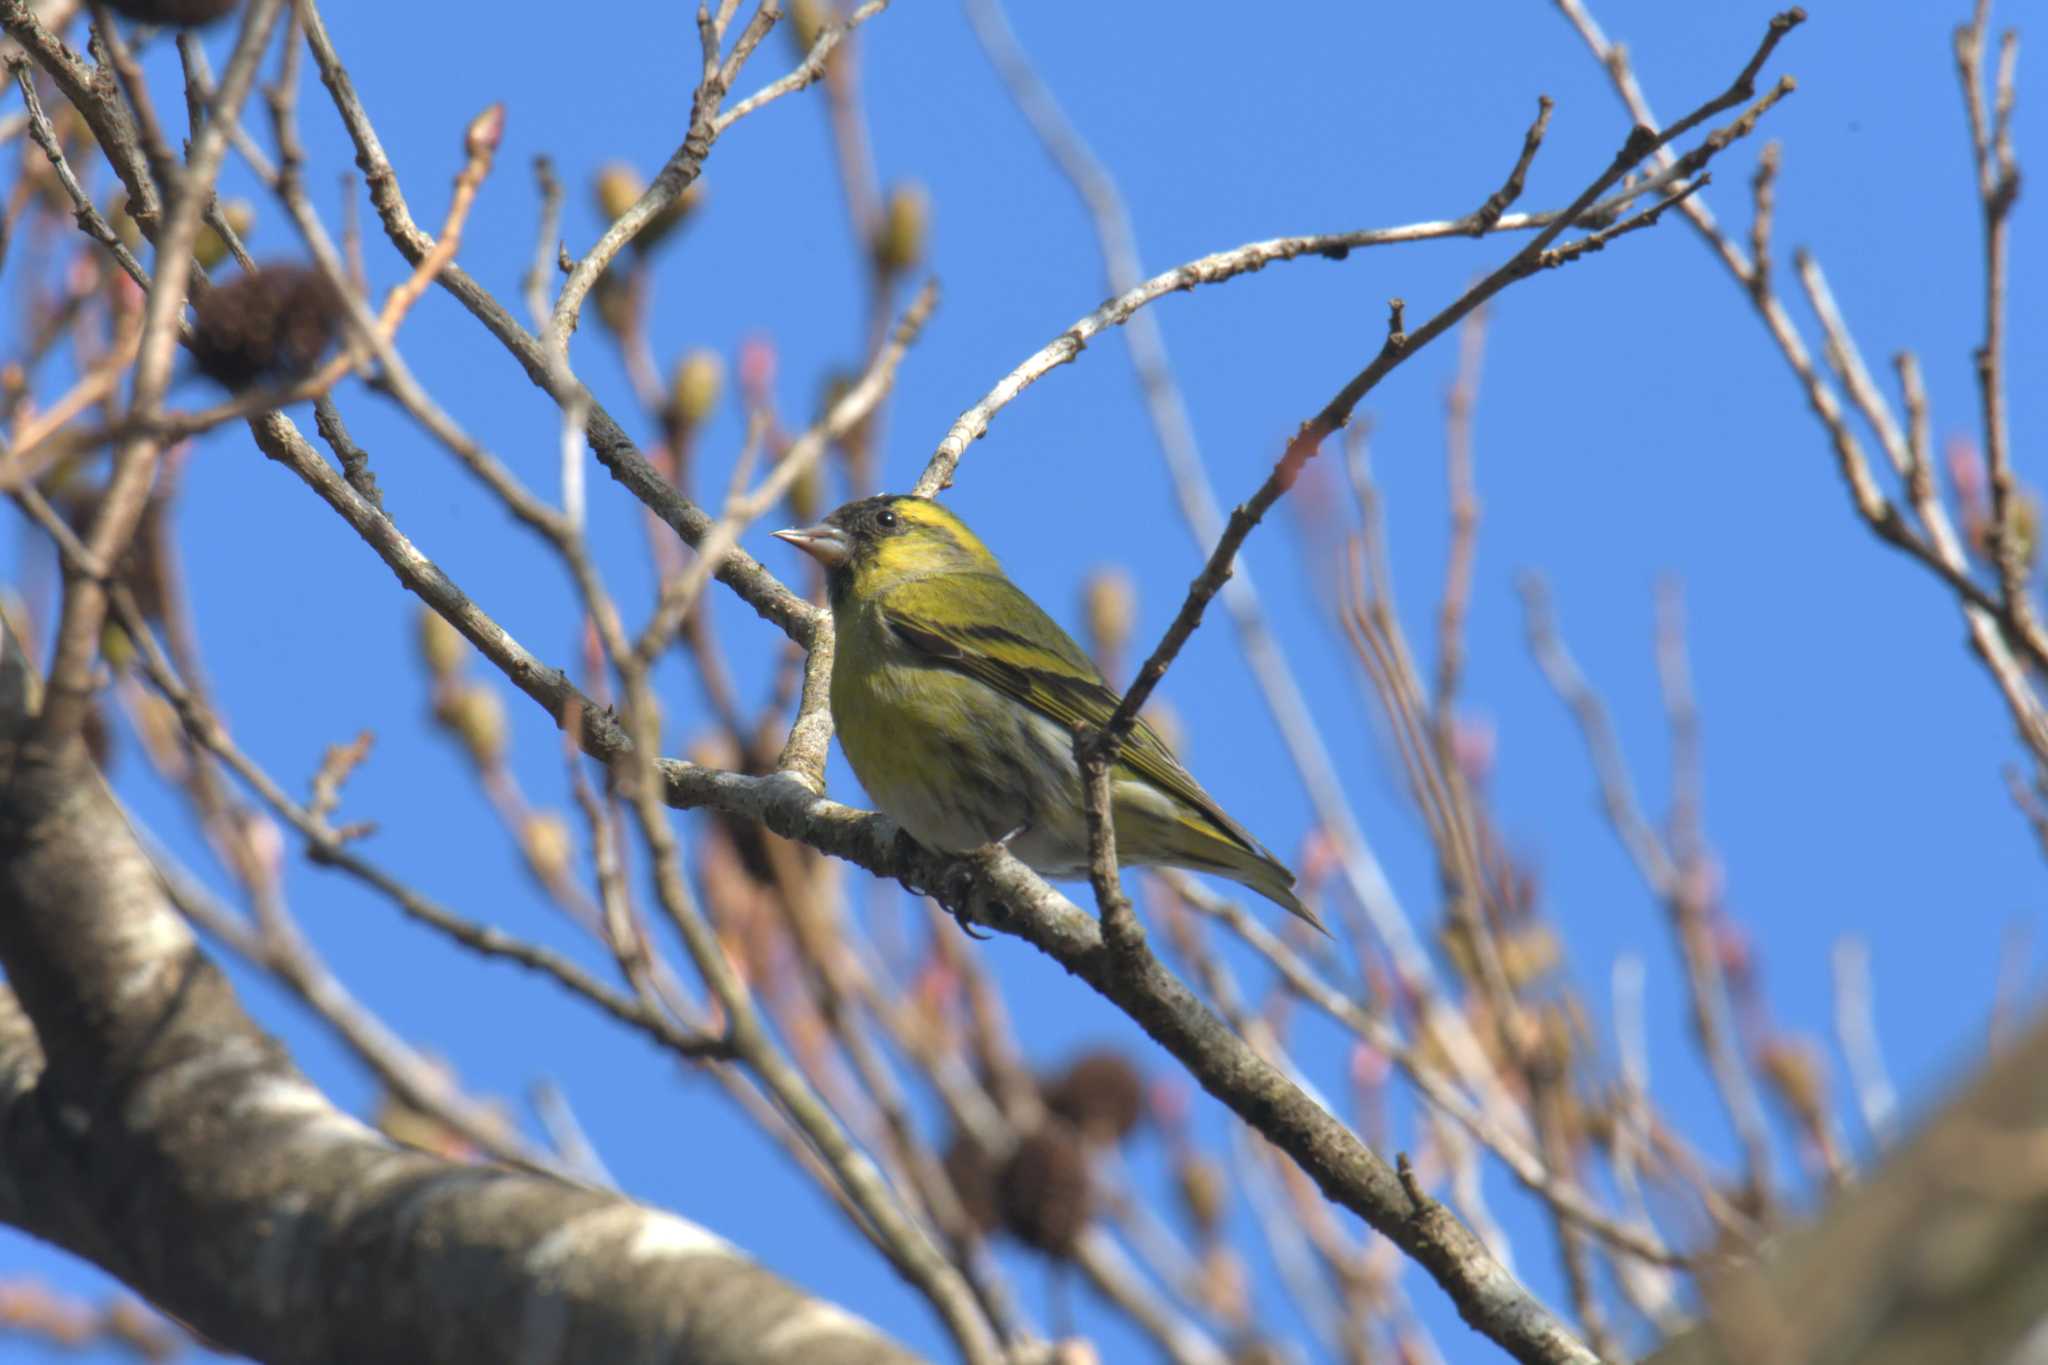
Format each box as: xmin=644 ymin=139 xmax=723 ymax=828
xmin=1830 ymin=936 xmax=1897 ymax=1147
xmin=1096 ymin=170 xmax=1713 ymax=763
xmin=1520 ymin=574 xmax=1776 ymax=1209
xmin=716 ymin=0 xmax=891 ymax=130
xmin=39 ymin=0 xmax=285 ymax=738
xmin=960 ymin=0 xmax=1495 ymax=1092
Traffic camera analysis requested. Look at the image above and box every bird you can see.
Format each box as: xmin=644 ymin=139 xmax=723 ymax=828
xmin=774 ymin=493 xmax=1323 ymax=932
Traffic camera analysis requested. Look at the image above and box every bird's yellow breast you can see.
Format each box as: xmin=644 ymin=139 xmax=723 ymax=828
xmin=830 ymin=604 xmax=1036 ymax=854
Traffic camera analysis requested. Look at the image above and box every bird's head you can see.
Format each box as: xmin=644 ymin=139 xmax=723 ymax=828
xmin=774 ymin=494 xmax=997 ymax=604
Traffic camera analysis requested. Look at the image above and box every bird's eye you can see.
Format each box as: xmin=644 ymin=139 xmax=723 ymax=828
xmin=876 ymin=509 xmax=899 ymax=530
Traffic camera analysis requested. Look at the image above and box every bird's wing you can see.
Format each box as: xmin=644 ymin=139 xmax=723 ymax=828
xmin=876 ymin=572 xmax=1263 ymax=854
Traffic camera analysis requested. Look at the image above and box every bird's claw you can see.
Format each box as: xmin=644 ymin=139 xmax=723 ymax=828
xmin=941 ymin=856 xmax=993 ymax=939
xmin=894 ymin=828 xmax=994 ymax=939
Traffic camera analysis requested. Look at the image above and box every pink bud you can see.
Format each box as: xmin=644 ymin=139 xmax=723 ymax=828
xmin=1947 ymin=434 xmax=1987 ymax=502
xmin=1452 ymin=712 xmax=1497 ymax=784
xmin=1148 ymin=1076 xmax=1191 ymax=1131
xmin=1350 ymin=1040 xmax=1389 ymax=1089
xmin=465 ymin=104 xmax=506 ymax=159
xmin=738 ymin=333 xmax=777 ymax=400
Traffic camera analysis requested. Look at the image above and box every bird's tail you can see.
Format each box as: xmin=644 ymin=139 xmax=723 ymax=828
xmin=1207 ymin=845 xmax=1328 ymax=935
xmin=1122 ymin=798 xmax=1328 ymax=934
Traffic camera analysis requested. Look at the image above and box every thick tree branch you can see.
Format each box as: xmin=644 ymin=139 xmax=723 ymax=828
xmin=1645 ymin=1008 xmax=2048 ymax=1365
xmin=0 ymin=621 xmax=928 ymax=1365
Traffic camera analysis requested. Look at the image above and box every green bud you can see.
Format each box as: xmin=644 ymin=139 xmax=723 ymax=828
xmin=521 ymin=811 xmax=574 ymax=885
xmin=595 ymin=163 xmax=704 ymax=258
xmin=2011 ymin=489 xmax=2041 ymax=574
xmin=194 ymin=199 xmax=256 ymax=271
xmin=872 ymin=182 xmax=929 ymax=276
xmin=641 ymin=180 xmax=705 ymax=250
xmin=109 ymin=194 xmax=143 ymax=253
xmin=787 ymin=0 xmax=833 ymax=55
xmin=594 ymin=162 xmax=646 ymax=224
xmin=593 ymin=268 xmax=637 ymax=337
xmin=787 ymin=460 xmax=825 ymax=527
xmin=434 ymin=683 xmax=507 ymax=769
xmin=668 ymin=348 xmax=724 ymax=430
xmin=100 ymin=621 xmax=134 ymax=674
xmin=415 ymin=606 xmax=467 ymax=680
xmin=816 ymin=368 xmax=872 ymax=479
xmin=1081 ymin=567 xmax=1136 ymax=667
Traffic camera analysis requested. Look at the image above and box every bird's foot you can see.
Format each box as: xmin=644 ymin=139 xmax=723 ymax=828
xmin=895 ymin=828 xmax=994 ymax=939
xmin=940 ymin=857 xmax=993 ymax=940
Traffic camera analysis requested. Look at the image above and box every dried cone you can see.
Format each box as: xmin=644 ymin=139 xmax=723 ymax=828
xmin=996 ymin=1126 xmax=1091 ymax=1256
xmin=940 ymin=1132 xmax=1000 ymax=1237
xmin=189 ymin=264 xmax=344 ymax=390
xmin=1041 ymin=1048 xmax=1145 ymax=1146
xmin=98 ymin=0 xmax=240 ymax=24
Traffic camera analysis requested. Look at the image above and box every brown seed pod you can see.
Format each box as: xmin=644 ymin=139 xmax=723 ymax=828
xmin=996 ymin=1126 xmax=1091 ymax=1256
xmin=98 ymin=0 xmax=241 ymax=25
xmin=1041 ymin=1048 xmax=1146 ymax=1146
xmin=189 ymin=264 xmax=345 ymax=390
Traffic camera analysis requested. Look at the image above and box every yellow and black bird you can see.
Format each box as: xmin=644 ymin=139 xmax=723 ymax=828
xmin=776 ymin=494 xmax=1322 ymax=931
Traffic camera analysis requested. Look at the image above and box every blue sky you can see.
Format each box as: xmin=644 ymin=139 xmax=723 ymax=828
xmin=4 ymin=2 xmax=2043 ymax=1361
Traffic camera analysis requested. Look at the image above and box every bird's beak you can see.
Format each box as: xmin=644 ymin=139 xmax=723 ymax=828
xmin=773 ymin=522 xmax=852 ymax=569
